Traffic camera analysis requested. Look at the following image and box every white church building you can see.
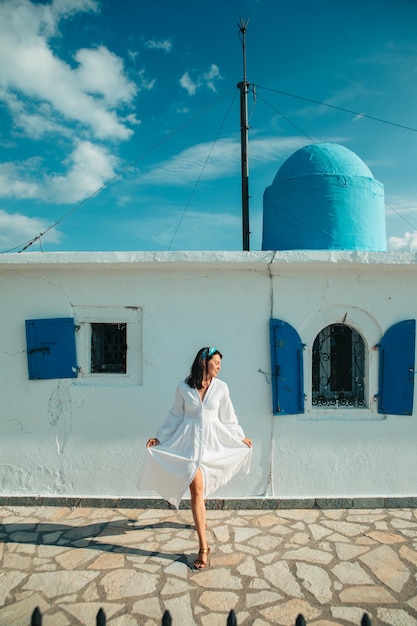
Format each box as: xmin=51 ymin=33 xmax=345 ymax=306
xmin=1 ymin=143 xmax=416 ymax=509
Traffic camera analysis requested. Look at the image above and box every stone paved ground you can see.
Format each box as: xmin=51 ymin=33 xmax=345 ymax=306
xmin=1 ymin=505 xmax=417 ymax=626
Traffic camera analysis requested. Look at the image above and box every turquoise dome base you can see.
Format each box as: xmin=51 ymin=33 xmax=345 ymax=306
xmin=262 ymin=143 xmax=387 ymax=252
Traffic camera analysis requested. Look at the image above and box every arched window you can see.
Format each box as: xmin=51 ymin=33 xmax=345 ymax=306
xmin=312 ymin=324 xmax=365 ymax=407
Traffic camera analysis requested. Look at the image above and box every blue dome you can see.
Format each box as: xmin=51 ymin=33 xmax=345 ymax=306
xmin=262 ymin=142 xmax=386 ymax=252
xmin=274 ymin=142 xmax=374 ymax=183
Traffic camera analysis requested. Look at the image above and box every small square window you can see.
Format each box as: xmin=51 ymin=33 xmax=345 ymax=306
xmin=72 ymin=305 xmax=142 ymax=386
xmin=91 ymin=323 xmax=127 ymax=374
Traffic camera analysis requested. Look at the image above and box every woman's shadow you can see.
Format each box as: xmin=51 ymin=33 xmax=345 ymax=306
xmin=0 ymin=518 xmax=195 ymax=567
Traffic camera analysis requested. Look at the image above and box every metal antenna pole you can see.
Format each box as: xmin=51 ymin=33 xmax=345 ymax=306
xmin=237 ymin=18 xmax=250 ymax=251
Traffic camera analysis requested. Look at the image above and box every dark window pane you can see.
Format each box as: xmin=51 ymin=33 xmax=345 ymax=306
xmin=91 ymin=323 xmax=127 ymax=373
xmin=330 ymin=325 xmax=352 ymax=391
xmin=312 ymin=324 xmax=365 ymax=407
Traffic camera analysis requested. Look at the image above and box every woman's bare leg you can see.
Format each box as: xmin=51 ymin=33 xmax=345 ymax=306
xmin=189 ymin=469 xmax=209 ymax=567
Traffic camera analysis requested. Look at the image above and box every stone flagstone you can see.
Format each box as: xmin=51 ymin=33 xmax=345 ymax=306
xmin=339 ymin=585 xmax=397 ymax=604
xmin=132 ymin=596 xmax=161 ymax=619
xmin=22 ymin=571 xmax=99 ymax=598
xmin=199 ymin=591 xmax=240 ymax=611
xmin=58 ymin=602 xmax=122 ymax=623
xmin=262 ymin=560 xmax=304 ymax=598
xmin=377 ymin=608 xmax=417 ymax=626
xmin=101 ymin=570 xmax=159 ymax=599
xmin=260 ymin=599 xmax=322 ymax=625
xmin=331 ymin=561 xmax=375 ymax=585
xmin=296 ymin=562 xmax=333 ymax=604
xmin=246 ymin=590 xmax=283 ymax=608
xmin=359 ymin=544 xmax=411 ymax=592
xmin=0 ymin=571 xmax=27 ymax=605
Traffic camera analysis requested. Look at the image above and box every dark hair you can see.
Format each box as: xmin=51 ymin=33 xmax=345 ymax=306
xmin=185 ymin=347 xmax=223 ymax=389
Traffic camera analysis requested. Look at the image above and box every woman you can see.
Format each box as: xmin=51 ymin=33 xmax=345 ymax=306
xmin=138 ymin=347 xmax=253 ymax=570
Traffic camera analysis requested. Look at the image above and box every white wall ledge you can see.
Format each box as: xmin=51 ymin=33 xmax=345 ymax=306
xmin=1 ymin=249 xmax=417 ymax=270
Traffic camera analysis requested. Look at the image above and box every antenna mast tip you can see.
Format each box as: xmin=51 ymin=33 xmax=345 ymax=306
xmin=238 ymin=17 xmax=249 ymax=32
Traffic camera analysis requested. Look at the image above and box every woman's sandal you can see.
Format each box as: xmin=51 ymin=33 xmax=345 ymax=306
xmin=193 ymin=547 xmax=211 ymax=570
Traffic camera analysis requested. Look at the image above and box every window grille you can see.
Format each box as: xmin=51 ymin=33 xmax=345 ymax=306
xmin=312 ymin=324 xmax=365 ymax=407
xmin=91 ymin=323 xmax=127 ymax=374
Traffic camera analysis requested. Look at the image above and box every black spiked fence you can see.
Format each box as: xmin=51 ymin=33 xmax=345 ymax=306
xmin=30 ymin=607 xmax=375 ymax=625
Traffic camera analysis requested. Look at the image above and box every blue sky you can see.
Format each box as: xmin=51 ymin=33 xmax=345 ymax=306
xmin=1 ymin=0 xmax=417 ymax=253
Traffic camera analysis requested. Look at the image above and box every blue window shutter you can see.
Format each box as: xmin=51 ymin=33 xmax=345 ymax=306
xmin=377 ymin=319 xmax=415 ymax=415
xmin=270 ymin=319 xmax=304 ymax=415
xmin=25 ymin=318 xmax=78 ymax=380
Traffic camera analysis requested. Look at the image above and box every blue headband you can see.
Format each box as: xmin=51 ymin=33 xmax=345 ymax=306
xmin=202 ymin=347 xmax=217 ymax=360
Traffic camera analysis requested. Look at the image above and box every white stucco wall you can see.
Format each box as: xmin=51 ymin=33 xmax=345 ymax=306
xmin=1 ymin=250 xmax=416 ymax=503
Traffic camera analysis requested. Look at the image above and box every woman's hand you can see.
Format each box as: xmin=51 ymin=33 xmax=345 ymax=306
xmin=146 ymin=438 xmax=160 ymax=448
xmin=242 ymin=437 xmax=253 ymax=448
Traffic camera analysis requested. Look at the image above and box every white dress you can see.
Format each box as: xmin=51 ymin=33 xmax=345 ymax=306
xmin=138 ymin=378 xmax=252 ymax=508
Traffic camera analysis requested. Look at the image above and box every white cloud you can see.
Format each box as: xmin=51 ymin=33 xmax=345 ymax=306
xmin=137 ymin=68 xmax=156 ymax=91
xmin=74 ymin=46 xmax=137 ymax=106
xmin=203 ymin=64 xmax=222 ymax=92
xmin=387 ymin=231 xmax=417 ymax=252
xmin=45 ymin=0 xmax=99 ymax=29
xmin=294 ymin=81 xmax=383 ymax=121
xmin=142 ymin=137 xmax=238 ymax=185
xmin=0 ymin=160 xmax=42 ymax=199
xmin=0 ymin=0 xmax=139 ymax=140
xmin=122 ymin=113 xmax=142 ymax=126
xmin=385 ymin=199 xmax=417 ymax=218
xmin=160 ymin=209 xmax=241 ymax=250
xmin=0 ymin=89 xmax=72 ymax=140
xmin=179 ymin=72 xmax=199 ymax=96
xmin=0 ymin=141 xmax=119 ymax=204
xmin=145 ymin=39 xmax=173 ymax=53
xmin=179 ymin=64 xmax=223 ymax=96
xmin=45 ymin=141 xmax=119 ymax=203
xmin=141 ymin=136 xmax=307 ymax=186
xmin=121 ymin=207 xmax=241 ymax=251
xmin=0 ymin=209 xmax=61 ymax=251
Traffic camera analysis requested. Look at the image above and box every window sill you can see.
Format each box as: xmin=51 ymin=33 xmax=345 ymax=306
xmin=298 ymin=408 xmax=387 ymax=421
xmin=73 ymin=372 xmax=141 ymax=387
